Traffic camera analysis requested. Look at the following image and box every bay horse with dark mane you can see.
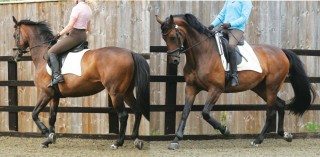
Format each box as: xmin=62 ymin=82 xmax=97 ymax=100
xmin=12 ymin=16 xmax=149 ymax=150
xmin=156 ymin=14 xmax=315 ymax=150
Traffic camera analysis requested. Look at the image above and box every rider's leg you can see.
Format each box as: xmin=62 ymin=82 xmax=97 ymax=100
xmin=227 ymin=29 xmax=244 ymax=87
xmin=47 ymin=29 xmax=86 ymax=87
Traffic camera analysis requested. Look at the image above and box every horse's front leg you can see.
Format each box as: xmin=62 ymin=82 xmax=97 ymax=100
xmin=202 ymin=88 xmax=229 ymax=136
xmin=42 ymin=98 xmax=59 ymax=147
xmin=168 ymin=85 xmax=199 ymax=150
xmin=31 ymin=93 xmax=52 ymax=148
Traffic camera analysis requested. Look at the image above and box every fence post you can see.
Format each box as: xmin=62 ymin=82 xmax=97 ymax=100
xmin=164 ymin=58 xmax=178 ymax=135
xmin=8 ymin=61 xmax=18 ymax=131
xmin=108 ymin=95 xmax=119 ymax=134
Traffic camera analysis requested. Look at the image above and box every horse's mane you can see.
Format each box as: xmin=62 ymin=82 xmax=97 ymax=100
xmin=16 ymin=19 xmax=54 ymax=42
xmin=162 ymin=14 xmax=213 ymax=37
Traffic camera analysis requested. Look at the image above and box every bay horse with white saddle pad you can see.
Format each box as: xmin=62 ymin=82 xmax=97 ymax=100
xmin=156 ymin=14 xmax=315 ymax=150
xmin=12 ymin=16 xmax=149 ymax=150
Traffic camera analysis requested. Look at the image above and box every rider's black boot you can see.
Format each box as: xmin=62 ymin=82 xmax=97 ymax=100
xmin=48 ymin=53 xmax=64 ymax=87
xmin=229 ymin=47 xmax=239 ymax=87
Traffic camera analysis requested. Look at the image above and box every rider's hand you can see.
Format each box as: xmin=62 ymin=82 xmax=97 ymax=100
xmin=53 ymin=33 xmax=61 ymax=41
xmin=222 ymin=23 xmax=231 ymax=29
xmin=208 ymin=25 xmax=214 ymax=30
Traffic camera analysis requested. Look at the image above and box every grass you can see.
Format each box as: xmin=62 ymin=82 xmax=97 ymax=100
xmin=304 ymin=122 xmax=320 ymax=133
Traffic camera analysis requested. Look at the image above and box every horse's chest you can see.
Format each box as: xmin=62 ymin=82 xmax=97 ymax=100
xmin=184 ymin=71 xmax=208 ymax=90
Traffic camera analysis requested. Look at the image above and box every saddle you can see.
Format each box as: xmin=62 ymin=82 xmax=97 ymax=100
xmin=48 ymin=41 xmax=89 ymax=68
xmin=58 ymin=41 xmax=88 ymax=68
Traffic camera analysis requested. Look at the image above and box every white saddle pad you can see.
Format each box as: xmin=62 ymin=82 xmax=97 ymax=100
xmin=46 ymin=49 xmax=90 ymax=76
xmin=215 ymin=33 xmax=262 ymax=73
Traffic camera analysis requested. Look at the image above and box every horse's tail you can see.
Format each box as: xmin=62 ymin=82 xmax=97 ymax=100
xmin=131 ymin=52 xmax=150 ymax=121
xmin=282 ymin=49 xmax=315 ymax=116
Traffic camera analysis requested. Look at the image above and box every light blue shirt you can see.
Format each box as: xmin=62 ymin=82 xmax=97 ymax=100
xmin=211 ymin=0 xmax=253 ymax=31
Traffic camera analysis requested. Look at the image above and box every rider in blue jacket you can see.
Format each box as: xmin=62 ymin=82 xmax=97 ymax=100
xmin=209 ymin=0 xmax=253 ymax=86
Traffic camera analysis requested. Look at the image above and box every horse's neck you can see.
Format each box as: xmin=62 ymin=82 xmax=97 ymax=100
xmin=31 ymin=47 xmax=47 ymax=69
xmin=27 ymin=34 xmax=48 ymax=69
xmin=184 ymin=34 xmax=219 ymax=70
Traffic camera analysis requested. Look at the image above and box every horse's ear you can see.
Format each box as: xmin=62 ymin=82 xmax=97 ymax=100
xmin=155 ymin=15 xmax=164 ymax=25
xmin=12 ymin=16 xmax=18 ymax=25
xmin=169 ymin=15 xmax=174 ymax=25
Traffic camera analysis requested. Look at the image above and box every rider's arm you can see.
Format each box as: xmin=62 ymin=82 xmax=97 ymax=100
xmin=58 ymin=7 xmax=79 ymax=36
xmin=210 ymin=2 xmax=227 ymax=27
xmin=229 ymin=1 xmax=252 ymax=28
xmin=86 ymin=20 xmax=91 ymax=33
xmin=59 ymin=17 xmax=77 ymax=36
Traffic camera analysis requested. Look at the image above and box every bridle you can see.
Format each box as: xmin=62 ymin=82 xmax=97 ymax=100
xmin=162 ymin=23 xmax=215 ymax=59
xmin=162 ymin=24 xmax=185 ymax=59
xmin=13 ymin=26 xmax=28 ymax=54
xmin=13 ymin=25 xmax=53 ymax=57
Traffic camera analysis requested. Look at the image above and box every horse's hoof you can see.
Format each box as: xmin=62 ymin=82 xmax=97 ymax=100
xmin=48 ymin=133 xmax=57 ymax=144
xmin=250 ymin=141 xmax=259 ymax=147
xmin=223 ymin=126 xmax=230 ymax=136
xmin=134 ymin=139 xmax=144 ymax=150
xmin=283 ymin=132 xmax=293 ymax=142
xmin=110 ymin=144 xmax=118 ymax=150
xmin=168 ymin=142 xmax=180 ymax=150
xmin=41 ymin=143 xmax=49 ymax=148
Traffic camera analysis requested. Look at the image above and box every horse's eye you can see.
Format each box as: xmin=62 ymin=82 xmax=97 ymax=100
xmin=169 ymin=36 xmax=175 ymax=41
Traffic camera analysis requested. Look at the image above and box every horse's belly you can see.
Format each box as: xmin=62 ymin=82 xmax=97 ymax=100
xmin=60 ymin=82 xmax=105 ymax=97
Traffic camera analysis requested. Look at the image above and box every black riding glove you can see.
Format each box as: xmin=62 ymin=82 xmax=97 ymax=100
xmin=208 ymin=25 xmax=214 ymax=30
xmin=222 ymin=23 xmax=231 ymax=29
xmin=53 ymin=33 xmax=61 ymax=41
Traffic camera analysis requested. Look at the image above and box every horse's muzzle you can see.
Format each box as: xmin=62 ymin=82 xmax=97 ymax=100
xmin=12 ymin=48 xmax=24 ymax=62
xmin=172 ymin=58 xmax=180 ymax=65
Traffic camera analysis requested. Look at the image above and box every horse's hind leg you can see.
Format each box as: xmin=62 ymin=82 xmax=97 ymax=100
xmin=32 ymin=93 xmax=52 ymax=148
xmin=42 ymin=98 xmax=59 ymax=147
xmin=109 ymin=93 xmax=128 ymax=149
xmin=276 ymin=97 xmax=293 ymax=142
xmin=251 ymin=85 xmax=278 ymax=146
xmin=124 ymin=92 xmax=144 ymax=150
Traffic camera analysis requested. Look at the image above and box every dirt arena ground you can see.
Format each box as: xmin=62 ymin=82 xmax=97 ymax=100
xmin=0 ymin=136 xmax=319 ymax=157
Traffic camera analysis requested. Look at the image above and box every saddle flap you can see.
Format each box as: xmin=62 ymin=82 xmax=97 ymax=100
xmin=46 ymin=49 xmax=90 ymax=76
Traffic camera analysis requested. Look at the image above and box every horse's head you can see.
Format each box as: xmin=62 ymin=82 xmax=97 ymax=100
xmin=157 ymin=14 xmax=215 ymax=65
xmin=12 ymin=17 xmax=54 ymax=62
xmin=12 ymin=16 xmax=29 ymax=62
xmin=156 ymin=15 xmax=186 ymax=65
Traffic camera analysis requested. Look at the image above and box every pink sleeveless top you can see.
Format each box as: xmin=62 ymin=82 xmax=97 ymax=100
xmin=70 ymin=2 xmax=92 ymax=29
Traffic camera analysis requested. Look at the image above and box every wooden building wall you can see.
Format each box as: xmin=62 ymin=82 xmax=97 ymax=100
xmin=0 ymin=0 xmax=319 ymax=136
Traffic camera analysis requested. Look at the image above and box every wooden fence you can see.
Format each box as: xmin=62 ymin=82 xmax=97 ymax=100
xmin=0 ymin=47 xmax=319 ymax=139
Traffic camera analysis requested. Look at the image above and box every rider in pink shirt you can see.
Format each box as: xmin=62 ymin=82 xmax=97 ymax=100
xmin=70 ymin=1 xmax=92 ymax=30
xmin=47 ymin=0 xmax=92 ymax=87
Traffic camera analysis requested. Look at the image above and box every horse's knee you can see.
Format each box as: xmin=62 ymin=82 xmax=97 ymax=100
xmin=202 ymin=110 xmax=211 ymax=120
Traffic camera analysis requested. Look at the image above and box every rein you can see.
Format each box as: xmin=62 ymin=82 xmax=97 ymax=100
xmin=29 ymin=40 xmax=53 ymax=50
xmin=164 ymin=24 xmax=216 ymax=58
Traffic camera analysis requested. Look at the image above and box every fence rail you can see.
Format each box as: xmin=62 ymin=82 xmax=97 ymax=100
xmin=0 ymin=47 xmax=319 ymax=138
